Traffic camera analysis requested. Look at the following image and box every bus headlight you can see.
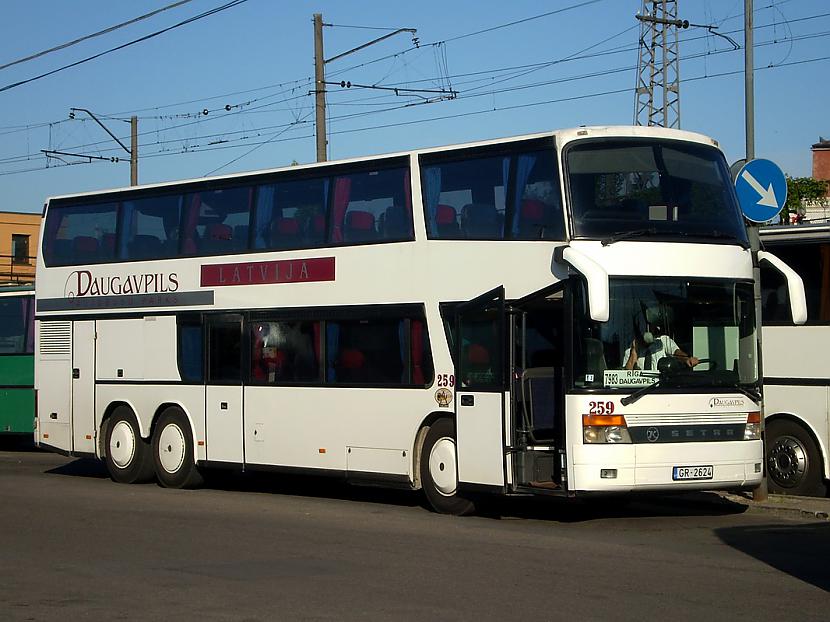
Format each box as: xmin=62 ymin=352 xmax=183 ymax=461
xmin=744 ymin=411 xmax=761 ymax=440
xmin=583 ymin=415 xmax=632 ymax=444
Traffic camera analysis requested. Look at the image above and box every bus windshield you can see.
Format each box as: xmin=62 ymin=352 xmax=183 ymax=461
xmin=573 ymin=278 xmax=757 ymax=391
xmin=566 ymin=139 xmax=748 ymax=245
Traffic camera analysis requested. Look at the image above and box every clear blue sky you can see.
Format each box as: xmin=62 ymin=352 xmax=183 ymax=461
xmin=1 ymin=0 xmax=827 ymax=213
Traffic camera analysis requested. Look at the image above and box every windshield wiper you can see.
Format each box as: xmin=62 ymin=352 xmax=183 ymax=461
xmin=601 ymin=229 xmax=747 ymax=248
xmin=601 ymin=228 xmax=658 ymax=246
xmin=620 ymin=376 xmax=664 ymax=406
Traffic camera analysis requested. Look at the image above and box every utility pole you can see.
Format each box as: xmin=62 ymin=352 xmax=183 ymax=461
xmin=743 ymin=0 xmax=767 ymax=503
xmin=634 ymin=0 xmax=688 ymax=128
xmin=312 ymin=13 xmax=417 ymax=163
xmin=130 ymin=115 xmax=138 ymax=185
xmin=61 ymin=108 xmax=138 ymax=186
xmin=313 ymin=13 xmax=327 ymax=162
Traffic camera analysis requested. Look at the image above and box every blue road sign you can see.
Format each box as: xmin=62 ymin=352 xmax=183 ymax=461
xmin=734 ymin=158 xmax=788 ymax=223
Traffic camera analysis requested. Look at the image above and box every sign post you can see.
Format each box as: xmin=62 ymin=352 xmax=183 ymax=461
xmin=734 ymin=157 xmax=786 ymax=503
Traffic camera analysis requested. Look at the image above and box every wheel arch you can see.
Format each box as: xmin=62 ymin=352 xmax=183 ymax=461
xmin=412 ymin=411 xmax=456 ymax=490
xmin=99 ymin=400 xmax=140 ymax=459
xmin=766 ymin=411 xmax=829 ymax=481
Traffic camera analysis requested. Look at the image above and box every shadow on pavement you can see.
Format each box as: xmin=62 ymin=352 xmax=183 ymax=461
xmin=0 ymin=435 xmax=39 ymax=452
xmin=716 ymin=522 xmax=830 ymax=592
xmin=43 ymin=458 xmax=750 ymax=521
xmin=46 ymin=458 xmax=108 ymax=479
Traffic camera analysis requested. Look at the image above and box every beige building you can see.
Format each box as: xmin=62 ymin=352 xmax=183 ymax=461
xmin=0 ymin=211 xmax=41 ymax=285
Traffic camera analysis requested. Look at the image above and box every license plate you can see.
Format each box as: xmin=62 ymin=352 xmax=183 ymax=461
xmin=672 ymin=465 xmax=714 ymax=481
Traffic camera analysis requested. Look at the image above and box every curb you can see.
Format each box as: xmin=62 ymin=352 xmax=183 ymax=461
xmin=720 ymin=492 xmax=830 ymax=522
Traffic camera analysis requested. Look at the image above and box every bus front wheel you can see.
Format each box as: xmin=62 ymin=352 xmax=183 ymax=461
xmin=152 ymin=407 xmax=203 ymax=489
xmin=104 ymin=406 xmax=155 ymax=484
xmin=766 ymin=419 xmax=826 ymax=497
xmin=420 ymin=419 xmax=475 ymax=515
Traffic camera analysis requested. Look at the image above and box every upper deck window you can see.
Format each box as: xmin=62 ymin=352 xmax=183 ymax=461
xmin=42 ymin=158 xmax=413 ymax=267
xmin=567 ymin=139 xmax=748 ymax=245
xmin=181 ymin=186 xmax=253 ymax=256
xmin=421 ymin=142 xmax=564 ymax=241
xmin=120 ymin=194 xmax=183 ymax=261
xmin=43 ymin=201 xmax=119 ymax=266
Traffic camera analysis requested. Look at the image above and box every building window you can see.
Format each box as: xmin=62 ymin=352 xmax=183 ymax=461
xmin=11 ymin=234 xmax=29 ymax=265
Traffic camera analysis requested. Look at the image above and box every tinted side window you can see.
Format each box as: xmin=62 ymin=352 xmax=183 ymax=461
xmin=208 ymin=318 xmax=242 ymax=383
xmin=326 ymin=314 xmax=432 ymax=386
xmin=0 ymin=296 xmax=34 ymax=354
xmin=252 ymin=177 xmax=329 ymax=251
xmin=331 ymin=167 xmax=413 ymax=244
xmin=250 ymin=320 xmax=321 ymax=383
xmin=43 ymin=202 xmax=119 ymax=266
xmin=181 ymin=187 xmax=252 ymax=256
xmin=421 ymin=145 xmax=564 ymax=241
xmin=762 ymin=242 xmax=830 ymax=324
xmin=120 ymin=194 xmax=183 ymax=260
xmin=177 ymin=316 xmax=203 ymax=383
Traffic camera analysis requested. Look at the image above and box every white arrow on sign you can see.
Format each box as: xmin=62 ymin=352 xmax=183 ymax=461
xmin=740 ymin=169 xmax=778 ymax=208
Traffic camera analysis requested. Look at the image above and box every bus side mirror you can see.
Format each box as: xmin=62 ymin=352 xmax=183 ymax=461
xmin=758 ymin=250 xmax=808 ymax=325
xmin=554 ymin=245 xmax=609 ymax=322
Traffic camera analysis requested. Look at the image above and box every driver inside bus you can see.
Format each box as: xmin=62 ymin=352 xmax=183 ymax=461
xmin=623 ymin=306 xmax=699 ymax=371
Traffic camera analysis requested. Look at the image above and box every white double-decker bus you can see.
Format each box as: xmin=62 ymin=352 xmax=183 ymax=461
xmin=34 ymin=126 xmax=806 ymax=514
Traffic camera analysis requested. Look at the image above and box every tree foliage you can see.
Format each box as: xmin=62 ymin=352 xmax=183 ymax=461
xmin=780 ymin=176 xmax=829 ymax=223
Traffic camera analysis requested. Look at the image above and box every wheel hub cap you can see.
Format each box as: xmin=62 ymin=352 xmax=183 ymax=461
xmin=767 ymin=435 xmax=808 ymax=488
xmin=429 ymin=436 xmax=458 ymax=496
xmin=158 ymin=423 xmax=186 ymax=474
xmin=109 ymin=420 xmax=136 ymax=469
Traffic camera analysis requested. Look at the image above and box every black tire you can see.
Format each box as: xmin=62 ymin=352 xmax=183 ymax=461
xmin=152 ymin=407 xmax=203 ymax=489
xmin=420 ymin=419 xmax=475 ymax=515
xmin=766 ymin=419 xmax=827 ymax=497
xmin=103 ymin=406 xmax=155 ymax=484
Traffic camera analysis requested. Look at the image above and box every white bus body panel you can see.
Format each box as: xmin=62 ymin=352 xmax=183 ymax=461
xmin=96 ymin=316 xmax=180 ymax=382
xmin=206 ymin=386 xmax=244 ymax=464
xmin=763 ymin=325 xmax=830 ymax=479
xmin=35 ymin=321 xmax=72 ymax=451
xmin=243 ymin=386 xmax=424 ymax=477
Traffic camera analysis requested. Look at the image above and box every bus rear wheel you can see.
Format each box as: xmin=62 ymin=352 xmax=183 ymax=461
xmin=104 ymin=406 xmax=155 ymax=484
xmin=152 ymin=407 xmax=203 ymax=489
xmin=420 ymin=419 xmax=475 ymax=515
xmin=766 ymin=419 xmax=826 ymax=497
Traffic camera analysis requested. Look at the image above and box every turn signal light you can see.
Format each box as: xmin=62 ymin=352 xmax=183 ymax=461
xmin=583 ymin=414 xmax=631 ymax=444
xmin=745 ymin=411 xmax=761 ymax=440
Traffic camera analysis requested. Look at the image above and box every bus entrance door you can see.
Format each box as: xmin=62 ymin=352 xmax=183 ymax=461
xmin=206 ymin=315 xmax=244 ymax=465
xmin=455 ymin=287 xmax=506 ymax=491
xmin=509 ymin=299 xmax=567 ymax=494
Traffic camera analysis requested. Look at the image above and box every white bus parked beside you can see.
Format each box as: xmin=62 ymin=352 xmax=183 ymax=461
xmin=34 ymin=126 xmax=806 ymax=513
xmin=761 ymin=223 xmax=830 ymax=496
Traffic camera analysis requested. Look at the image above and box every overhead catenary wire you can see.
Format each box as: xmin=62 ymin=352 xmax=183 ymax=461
xmin=1 ymin=4 xmax=827 ymax=176
xmin=3 ymin=50 xmax=826 ymax=178
xmin=0 ymin=0 xmax=195 ymax=72
xmin=0 ymin=0 xmax=250 ymax=94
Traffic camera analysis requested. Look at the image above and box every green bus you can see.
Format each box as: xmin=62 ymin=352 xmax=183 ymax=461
xmin=0 ymin=286 xmax=35 ymax=436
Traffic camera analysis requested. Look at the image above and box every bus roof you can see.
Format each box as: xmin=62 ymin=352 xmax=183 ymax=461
xmin=761 ymin=223 xmax=830 ymax=242
xmin=0 ymin=285 xmax=35 ymax=296
xmin=43 ymin=125 xmax=720 ymax=204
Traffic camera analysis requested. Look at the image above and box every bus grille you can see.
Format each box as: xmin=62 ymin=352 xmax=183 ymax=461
xmin=625 ymin=413 xmax=747 ymax=426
